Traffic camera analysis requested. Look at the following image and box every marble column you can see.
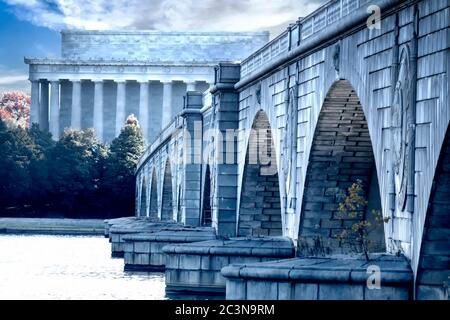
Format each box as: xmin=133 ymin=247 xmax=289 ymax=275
xmin=39 ymin=80 xmax=49 ymax=131
xmin=49 ymin=81 xmax=60 ymax=139
xmin=93 ymin=81 xmax=104 ymax=141
xmin=71 ymin=80 xmax=82 ymax=129
xmin=186 ymin=81 xmax=196 ymax=92
xmin=115 ymin=81 xmax=126 ymax=136
xmin=30 ymin=80 xmax=40 ymax=125
xmin=161 ymin=81 xmax=173 ymax=129
xmin=139 ymin=81 xmax=149 ymax=142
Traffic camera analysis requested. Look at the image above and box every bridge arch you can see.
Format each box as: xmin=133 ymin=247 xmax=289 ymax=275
xmin=161 ymin=159 xmax=174 ymax=221
xmin=139 ymin=176 xmax=148 ymax=217
xmin=298 ymin=80 xmax=385 ymax=254
xmin=149 ymin=169 xmax=158 ymax=219
xmin=201 ymin=164 xmax=213 ymax=227
xmin=237 ymin=110 xmax=282 ymax=237
xmin=416 ymin=126 xmax=450 ymax=300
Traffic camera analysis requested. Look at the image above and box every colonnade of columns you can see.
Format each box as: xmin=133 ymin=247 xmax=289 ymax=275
xmin=29 ymin=79 xmax=207 ymax=142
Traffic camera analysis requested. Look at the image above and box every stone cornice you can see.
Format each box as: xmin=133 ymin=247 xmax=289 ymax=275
xmin=60 ymin=29 xmax=270 ymax=37
xmin=24 ymin=57 xmax=217 ymax=67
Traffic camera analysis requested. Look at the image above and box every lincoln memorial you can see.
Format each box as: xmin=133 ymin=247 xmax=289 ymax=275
xmin=25 ymin=30 xmax=269 ymax=143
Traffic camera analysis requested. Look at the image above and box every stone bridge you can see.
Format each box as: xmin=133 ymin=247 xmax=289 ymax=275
xmin=133 ymin=0 xmax=449 ymax=299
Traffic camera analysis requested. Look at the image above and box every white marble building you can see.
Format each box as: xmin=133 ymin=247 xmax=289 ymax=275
xmin=26 ymin=30 xmax=269 ymax=143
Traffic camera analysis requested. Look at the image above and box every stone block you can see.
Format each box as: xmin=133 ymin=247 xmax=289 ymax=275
xmin=150 ymin=253 xmax=166 ymax=266
xmin=165 ymin=254 xmax=179 ymax=269
xmin=123 ymin=242 xmax=134 ymax=253
xmin=124 ymin=253 xmax=133 ymax=264
xmin=294 ymin=283 xmax=319 ymax=300
xmin=318 ymin=284 xmax=364 ymax=300
xmin=364 ymin=286 xmax=410 ymax=300
xmin=209 ymin=255 xmax=231 ymax=271
xmin=179 ymin=254 xmax=202 ymax=270
xmin=246 ymin=280 xmax=278 ymax=300
xmin=277 ymin=282 xmax=293 ymax=300
xmin=230 ymin=256 xmax=260 ymax=264
xmin=135 ymin=241 xmax=150 ymax=253
xmin=417 ymin=285 xmax=448 ymax=300
xmin=226 ymin=279 xmax=247 ymax=300
xmin=199 ymin=270 xmax=216 ymax=287
xmin=134 ymin=253 xmax=150 ymax=265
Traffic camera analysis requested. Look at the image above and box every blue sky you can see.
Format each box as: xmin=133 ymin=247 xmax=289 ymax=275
xmin=0 ymin=0 xmax=325 ymax=94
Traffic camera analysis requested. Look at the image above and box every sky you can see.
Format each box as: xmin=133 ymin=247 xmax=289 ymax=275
xmin=0 ymin=0 xmax=326 ymax=94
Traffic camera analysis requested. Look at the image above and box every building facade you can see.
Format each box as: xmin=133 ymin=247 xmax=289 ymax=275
xmin=26 ymin=30 xmax=269 ymax=143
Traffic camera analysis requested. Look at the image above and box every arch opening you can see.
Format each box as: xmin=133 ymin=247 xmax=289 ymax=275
xmin=298 ymin=80 xmax=385 ymax=255
xmin=139 ymin=177 xmax=147 ymax=218
xmin=202 ymin=165 xmax=212 ymax=227
xmin=161 ymin=161 xmax=173 ymax=221
xmin=238 ymin=111 xmax=282 ymax=237
xmin=149 ymin=170 xmax=158 ymax=219
xmin=177 ymin=185 xmax=182 ymax=223
xmin=417 ymin=126 xmax=450 ymax=300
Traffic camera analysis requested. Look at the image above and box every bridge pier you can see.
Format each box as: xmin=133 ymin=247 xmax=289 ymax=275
xmin=132 ymin=0 xmax=450 ymax=300
xmin=222 ymin=255 xmax=413 ymax=300
xmin=163 ymin=237 xmax=295 ymax=295
xmin=108 ymin=218 xmax=180 ymax=258
xmin=123 ymin=228 xmax=216 ymax=272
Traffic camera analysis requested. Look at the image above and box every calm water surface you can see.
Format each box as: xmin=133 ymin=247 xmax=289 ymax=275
xmin=0 ymin=234 xmax=167 ymax=300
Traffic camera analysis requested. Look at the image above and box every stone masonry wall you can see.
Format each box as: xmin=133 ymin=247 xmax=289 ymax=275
xmin=298 ymin=80 xmax=383 ymax=253
xmin=417 ymin=127 xmax=450 ymax=299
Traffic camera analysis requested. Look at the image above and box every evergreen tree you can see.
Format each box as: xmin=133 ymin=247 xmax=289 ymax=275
xmin=0 ymin=120 xmax=37 ymax=210
xmin=47 ymin=128 xmax=103 ymax=216
xmin=104 ymin=115 xmax=145 ymax=217
xmin=27 ymin=124 xmax=54 ymax=210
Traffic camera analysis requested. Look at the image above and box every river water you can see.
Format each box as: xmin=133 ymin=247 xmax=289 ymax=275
xmin=0 ymin=234 xmax=167 ymax=300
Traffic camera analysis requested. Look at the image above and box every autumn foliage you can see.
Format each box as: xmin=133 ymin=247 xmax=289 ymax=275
xmin=0 ymin=92 xmax=30 ymax=128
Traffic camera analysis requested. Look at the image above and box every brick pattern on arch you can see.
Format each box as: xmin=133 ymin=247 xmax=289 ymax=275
xmin=238 ymin=111 xmax=282 ymax=237
xmin=299 ymin=80 xmax=384 ymax=253
xmin=417 ymin=127 xmax=450 ymax=300
xmin=149 ymin=170 xmax=158 ymax=219
xmin=161 ymin=161 xmax=173 ymax=221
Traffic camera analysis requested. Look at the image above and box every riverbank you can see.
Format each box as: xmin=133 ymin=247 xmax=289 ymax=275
xmin=0 ymin=218 xmax=105 ymax=235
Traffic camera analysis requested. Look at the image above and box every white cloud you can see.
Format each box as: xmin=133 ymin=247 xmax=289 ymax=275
xmin=0 ymin=66 xmax=30 ymax=94
xmin=4 ymin=0 xmax=327 ymax=34
xmin=0 ymin=74 xmax=28 ymax=85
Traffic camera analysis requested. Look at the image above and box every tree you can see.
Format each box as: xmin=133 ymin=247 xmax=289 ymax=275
xmin=0 ymin=92 xmax=30 ymax=128
xmin=27 ymin=124 xmax=55 ymax=210
xmin=47 ymin=128 xmax=104 ymax=216
xmin=103 ymin=114 xmax=145 ymax=217
xmin=0 ymin=119 xmax=37 ymax=210
xmin=336 ymin=180 xmax=390 ymax=261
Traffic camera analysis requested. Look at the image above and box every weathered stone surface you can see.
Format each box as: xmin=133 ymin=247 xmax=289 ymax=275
xmin=164 ymin=237 xmax=296 ymax=294
xmin=132 ymin=0 xmax=450 ymax=300
xmin=222 ymin=255 xmax=413 ymax=300
xmin=122 ymin=227 xmax=216 ymax=271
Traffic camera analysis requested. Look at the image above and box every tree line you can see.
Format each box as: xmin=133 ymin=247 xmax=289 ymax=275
xmin=0 ymin=115 xmax=145 ymax=219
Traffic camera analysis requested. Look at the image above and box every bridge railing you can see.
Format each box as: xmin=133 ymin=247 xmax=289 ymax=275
xmin=240 ymin=0 xmax=372 ymax=79
xmin=137 ymin=116 xmax=182 ymax=170
xmin=137 ymin=90 xmax=214 ymax=172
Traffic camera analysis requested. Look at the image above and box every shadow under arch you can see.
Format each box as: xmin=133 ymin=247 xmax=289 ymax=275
xmin=416 ymin=125 xmax=450 ymax=300
xmin=201 ymin=164 xmax=212 ymax=227
xmin=298 ymin=80 xmax=385 ymax=255
xmin=139 ymin=176 xmax=147 ymax=218
xmin=237 ymin=110 xmax=282 ymax=237
xmin=161 ymin=160 xmax=173 ymax=221
xmin=149 ymin=169 xmax=158 ymax=219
